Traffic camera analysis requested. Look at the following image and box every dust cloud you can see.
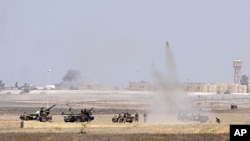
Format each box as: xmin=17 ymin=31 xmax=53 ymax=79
xmin=147 ymin=42 xmax=196 ymax=123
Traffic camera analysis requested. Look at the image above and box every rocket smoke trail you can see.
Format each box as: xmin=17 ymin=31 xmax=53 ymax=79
xmin=148 ymin=41 xmax=194 ymax=123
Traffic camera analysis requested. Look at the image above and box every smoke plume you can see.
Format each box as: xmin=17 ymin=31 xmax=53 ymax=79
xmin=62 ymin=69 xmax=82 ymax=82
xmin=148 ymin=42 xmax=195 ymax=123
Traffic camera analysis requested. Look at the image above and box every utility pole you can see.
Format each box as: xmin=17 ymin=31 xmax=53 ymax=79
xmin=47 ymin=69 xmax=51 ymax=108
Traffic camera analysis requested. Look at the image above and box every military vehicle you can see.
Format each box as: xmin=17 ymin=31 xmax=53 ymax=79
xmin=16 ymin=82 xmax=37 ymax=94
xmin=62 ymin=107 xmax=94 ymax=122
xmin=19 ymin=104 xmax=56 ymax=122
xmin=178 ymin=111 xmax=209 ymax=123
xmin=112 ymin=112 xmax=135 ymax=123
xmin=19 ymin=113 xmax=38 ymax=120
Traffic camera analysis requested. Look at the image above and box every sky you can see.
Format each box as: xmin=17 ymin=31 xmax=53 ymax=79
xmin=0 ymin=0 xmax=250 ymax=88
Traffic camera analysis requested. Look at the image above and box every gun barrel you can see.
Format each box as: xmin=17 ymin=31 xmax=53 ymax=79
xmin=88 ymin=107 xmax=94 ymax=112
xmin=45 ymin=104 xmax=56 ymax=111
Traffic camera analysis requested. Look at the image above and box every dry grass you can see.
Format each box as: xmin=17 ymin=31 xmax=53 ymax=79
xmin=0 ymin=113 xmax=237 ymax=141
xmin=1 ymin=91 xmax=249 ymax=141
xmin=0 ymin=132 xmax=229 ymax=141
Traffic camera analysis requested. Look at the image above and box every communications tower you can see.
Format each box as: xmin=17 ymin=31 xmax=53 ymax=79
xmin=233 ymin=59 xmax=242 ymax=84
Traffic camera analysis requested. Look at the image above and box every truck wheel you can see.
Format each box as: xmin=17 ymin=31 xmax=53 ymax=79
xmin=76 ymin=118 xmax=81 ymax=122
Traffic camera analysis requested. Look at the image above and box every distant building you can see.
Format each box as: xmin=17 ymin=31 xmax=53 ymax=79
xmin=55 ymin=82 xmax=112 ymax=90
xmin=45 ymin=85 xmax=55 ymax=90
xmin=128 ymin=81 xmax=151 ymax=91
xmin=78 ymin=83 xmax=112 ymax=90
xmin=183 ymin=82 xmax=247 ymax=93
xmin=55 ymin=82 xmax=72 ymax=90
xmin=233 ymin=59 xmax=242 ymax=84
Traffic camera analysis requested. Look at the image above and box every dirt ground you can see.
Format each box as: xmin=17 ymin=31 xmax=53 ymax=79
xmin=0 ymin=90 xmax=249 ymax=141
xmin=0 ymin=114 xmax=230 ymax=141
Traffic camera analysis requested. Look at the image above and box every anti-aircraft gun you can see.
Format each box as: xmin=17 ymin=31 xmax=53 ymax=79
xmin=112 ymin=112 xmax=135 ymax=123
xmin=38 ymin=104 xmax=56 ymax=122
xmin=19 ymin=104 xmax=56 ymax=122
xmin=62 ymin=107 xmax=94 ymax=122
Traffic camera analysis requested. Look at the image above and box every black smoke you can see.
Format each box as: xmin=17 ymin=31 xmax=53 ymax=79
xmin=62 ymin=69 xmax=82 ymax=82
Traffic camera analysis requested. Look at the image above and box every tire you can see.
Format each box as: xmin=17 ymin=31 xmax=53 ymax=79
xmin=118 ymin=118 xmax=124 ymax=123
xmin=76 ymin=118 xmax=81 ymax=122
xmin=112 ymin=118 xmax=117 ymax=123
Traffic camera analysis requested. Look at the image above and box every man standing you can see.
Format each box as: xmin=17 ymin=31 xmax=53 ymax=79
xmin=143 ymin=112 xmax=147 ymax=123
xmin=135 ymin=112 xmax=139 ymax=122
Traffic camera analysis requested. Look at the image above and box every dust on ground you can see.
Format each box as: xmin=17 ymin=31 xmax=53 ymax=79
xmin=0 ymin=90 xmax=249 ymax=141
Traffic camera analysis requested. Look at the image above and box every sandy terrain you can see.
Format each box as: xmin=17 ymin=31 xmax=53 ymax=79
xmin=0 ymin=90 xmax=249 ymax=140
xmin=0 ymin=113 xmax=230 ymax=141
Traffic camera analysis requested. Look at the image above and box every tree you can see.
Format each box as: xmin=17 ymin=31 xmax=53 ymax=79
xmin=0 ymin=80 xmax=5 ymax=91
xmin=240 ymin=75 xmax=249 ymax=93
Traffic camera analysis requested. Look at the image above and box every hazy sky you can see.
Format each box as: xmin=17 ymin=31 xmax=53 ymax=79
xmin=1 ymin=0 xmax=250 ymax=87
